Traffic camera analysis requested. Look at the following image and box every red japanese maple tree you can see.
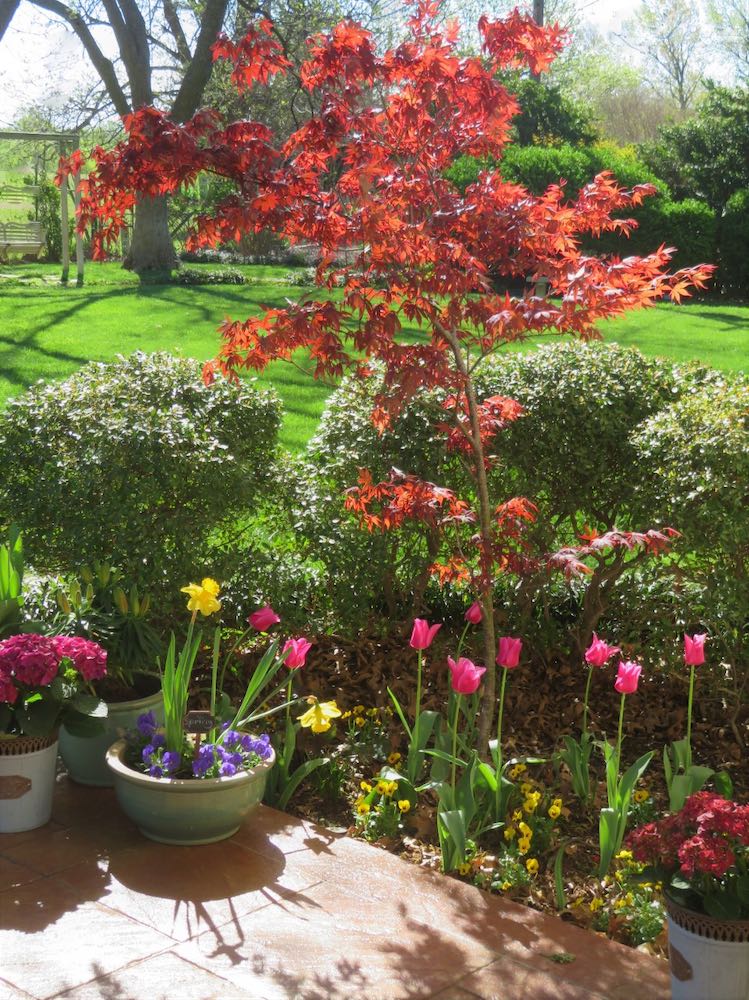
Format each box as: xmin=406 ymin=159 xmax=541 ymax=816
xmin=61 ymin=1 xmax=712 ymax=746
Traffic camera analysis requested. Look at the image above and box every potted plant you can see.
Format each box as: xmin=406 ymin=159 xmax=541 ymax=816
xmin=53 ymin=563 xmax=164 ymax=786
xmin=106 ymin=580 xmax=329 ymax=845
xmin=0 ymin=632 xmax=108 ymax=832
xmin=628 ymin=791 xmax=749 ymax=999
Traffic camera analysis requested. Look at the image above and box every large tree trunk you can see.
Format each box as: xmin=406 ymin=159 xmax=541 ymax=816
xmin=123 ymin=195 xmax=178 ymax=276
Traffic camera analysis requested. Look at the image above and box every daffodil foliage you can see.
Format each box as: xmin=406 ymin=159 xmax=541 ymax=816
xmin=60 ymin=0 xmax=713 ymax=742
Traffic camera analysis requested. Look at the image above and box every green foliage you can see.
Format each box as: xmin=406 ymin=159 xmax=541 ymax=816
xmin=507 ymin=76 xmax=598 ymax=147
xmin=640 ymin=84 xmax=749 ymax=211
xmin=719 ymin=188 xmax=749 ymax=295
xmin=0 ymin=352 xmax=282 ymax=593
xmin=173 ymin=266 xmax=246 ymax=285
xmin=32 ymin=181 xmax=63 ymax=263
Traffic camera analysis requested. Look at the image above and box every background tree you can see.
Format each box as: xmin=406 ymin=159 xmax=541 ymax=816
xmin=618 ymin=0 xmax=706 ymax=112
xmin=707 ymin=0 xmax=749 ymax=83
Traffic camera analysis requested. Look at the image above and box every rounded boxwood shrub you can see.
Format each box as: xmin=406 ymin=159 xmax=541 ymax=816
xmin=0 ymin=352 xmax=282 ymax=591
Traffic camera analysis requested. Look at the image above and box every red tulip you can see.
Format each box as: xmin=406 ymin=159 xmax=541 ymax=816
xmin=249 ymin=605 xmax=281 ymax=631
xmin=448 ymin=656 xmax=486 ymax=695
xmin=615 ymin=660 xmax=642 ymax=695
xmin=464 ymin=601 xmax=482 ymax=625
xmin=496 ymin=636 xmax=522 ymax=669
xmin=282 ymin=637 xmax=312 ymax=669
xmin=409 ymin=618 xmax=441 ymax=650
xmin=684 ymin=633 xmax=707 ymax=667
xmin=585 ymin=633 xmax=620 ymax=668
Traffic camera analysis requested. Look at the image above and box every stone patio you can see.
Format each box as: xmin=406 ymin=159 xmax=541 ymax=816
xmin=0 ymin=775 xmax=670 ymax=1000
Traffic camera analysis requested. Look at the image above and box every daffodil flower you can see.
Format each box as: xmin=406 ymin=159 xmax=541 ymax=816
xmin=297 ymin=698 xmax=342 ymax=733
xmin=180 ymin=578 xmax=221 ymax=616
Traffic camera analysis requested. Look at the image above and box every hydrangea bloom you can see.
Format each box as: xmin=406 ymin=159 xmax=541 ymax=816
xmin=53 ymin=635 xmax=108 ymax=681
xmin=0 ymin=633 xmax=60 ymax=687
xmin=0 ymin=676 xmax=18 ymax=704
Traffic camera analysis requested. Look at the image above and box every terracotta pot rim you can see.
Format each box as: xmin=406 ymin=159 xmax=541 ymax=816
xmin=106 ymin=737 xmax=276 ymax=789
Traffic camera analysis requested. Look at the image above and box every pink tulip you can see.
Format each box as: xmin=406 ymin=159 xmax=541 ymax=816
xmin=684 ymin=633 xmax=707 ymax=667
xmin=410 ymin=618 xmax=441 ymax=650
xmin=614 ymin=660 xmax=642 ymax=695
xmin=448 ymin=656 xmax=486 ymax=695
xmin=282 ymin=637 xmax=312 ymax=670
xmin=585 ymin=633 xmax=620 ymax=668
xmin=464 ymin=601 xmax=482 ymax=625
xmin=249 ymin=605 xmax=281 ymax=631
xmin=496 ymin=636 xmax=522 ymax=669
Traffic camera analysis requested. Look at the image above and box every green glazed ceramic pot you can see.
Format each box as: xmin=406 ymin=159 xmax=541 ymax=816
xmin=106 ymin=738 xmax=275 ymax=845
xmin=59 ymin=678 xmax=164 ymax=787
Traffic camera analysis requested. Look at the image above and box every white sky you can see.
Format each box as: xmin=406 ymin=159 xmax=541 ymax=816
xmin=0 ymin=0 xmax=662 ymax=125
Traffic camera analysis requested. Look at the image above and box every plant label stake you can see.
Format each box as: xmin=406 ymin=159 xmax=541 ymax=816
xmin=184 ymin=710 xmax=215 ymax=763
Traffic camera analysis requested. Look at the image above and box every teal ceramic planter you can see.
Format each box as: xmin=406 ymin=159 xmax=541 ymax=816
xmin=106 ymin=738 xmax=275 ymax=845
xmin=59 ymin=681 xmax=164 ymax=787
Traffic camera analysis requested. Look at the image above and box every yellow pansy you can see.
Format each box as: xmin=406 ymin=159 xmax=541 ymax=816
xmin=385 ymin=781 xmax=398 ymax=797
xmin=523 ymin=797 xmax=538 ymax=814
xmin=398 ymin=799 xmax=411 ymax=813
xmin=634 ymin=789 xmax=649 ymax=803
xmin=504 ymin=826 xmax=516 ymax=841
xmin=375 ymin=780 xmax=389 ymax=795
xmin=458 ymin=862 xmax=472 ymax=876
xmin=180 ymin=578 xmax=221 ymax=616
xmin=512 ymin=809 xmax=523 ymax=822
xmin=519 ymin=822 xmax=532 ymax=838
xmin=388 ymin=752 xmax=402 ymax=766
xmin=500 ymin=880 xmax=512 ymax=891
xmin=520 ymin=782 xmax=533 ymax=795
xmin=615 ymin=849 xmax=633 ymax=861
xmin=526 ymin=858 xmax=539 ymax=876
xmin=297 ymin=698 xmax=342 ymax=734
xmin=360 ymin=781 xmax=373 ymax=792
xmin=548 ymin=804 xmax=561 ymax=820
xmin=518 ymin=836 xmax=531 ymax=855
xmin=353 ymin=705 xmax=365 ymax=714
xmin=356 ymin=800 xmax=370 ymax=815
xmin=552 ymin=797 xmax=563 ymax=809
xmin=355 ymin=716 xmax=366 ymax=728
xmin=589 ymin=898 xmax=604 ymax=913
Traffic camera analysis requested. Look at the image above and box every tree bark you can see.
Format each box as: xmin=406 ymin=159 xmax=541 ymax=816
xmin=123 ymin=194 xmax=178 ymax=275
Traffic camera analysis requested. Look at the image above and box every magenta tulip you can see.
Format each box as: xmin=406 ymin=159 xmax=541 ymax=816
xmin=282 ymin=637 xmax=312 ymax=670
xmin=614 ymin=660 xmax=642 ymax=695
xmin=584 ymin=633 xmax=620 ymax=668
xmin=249 ymin=605 xmax=281 ymax=631
xmin=448 ymin=656 xmax=486 ymax=695
xmin=464 ymin=601 xmax=482 ymax=625
xmin=409 ymin=618 xmax=441 ymax=650
xmin=684 ymin=633 xmax=707 ymax=667
xmin=496 ymin=636 xmax=522 ymax=669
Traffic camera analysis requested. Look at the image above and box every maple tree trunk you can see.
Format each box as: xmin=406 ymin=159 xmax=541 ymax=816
xmin=123 ymin=195 xmax=178 ymax=276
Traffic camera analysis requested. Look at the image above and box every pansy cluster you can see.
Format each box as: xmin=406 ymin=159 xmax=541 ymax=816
xmin=134 ymin=711 xmax=272 ymax=779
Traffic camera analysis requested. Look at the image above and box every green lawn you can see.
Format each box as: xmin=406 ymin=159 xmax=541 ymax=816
xmin=0 ymin=262 xmax=747 ymax=451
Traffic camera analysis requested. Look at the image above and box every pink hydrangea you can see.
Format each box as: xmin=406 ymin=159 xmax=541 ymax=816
xmin=0 ymin=633 xmax=60 ymax=687
xmin=53 ymin=636 xmax=108 ymax=682
xmin=0 ymin=676 xmax=18 ymax=704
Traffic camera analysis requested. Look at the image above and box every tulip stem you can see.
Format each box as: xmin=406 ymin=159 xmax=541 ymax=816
xmin=615 ymin=691 xmax=626 ymax=777
xmin=495 ymin=666 xmax=508 ymax=817
xmin=285 ymin=676 xmax=293 ymax=732
xmin=456 ymin=622 xmax=470 ymax=660
xmin=412 ymin=649 xmax=423 ymax=778
xmin=685 ymin=664 xmax=695 ymax=770
xmin=451 ymin=693 xmax=461 ymax=796
xmin=582 ymin=664 xmax=593 ymax=736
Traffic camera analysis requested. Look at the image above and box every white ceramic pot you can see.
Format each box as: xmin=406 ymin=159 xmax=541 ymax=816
xmin=106 ymin=738 xmax=275 ymax=845
xmin=666 ymin=893 xmax=749 ymax=1000
xmin=0 ymin=734 xmax=58 ymax=833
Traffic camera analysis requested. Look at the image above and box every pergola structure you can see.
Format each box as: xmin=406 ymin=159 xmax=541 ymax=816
xmin=0 ymin=129 xmax=85 ymax=286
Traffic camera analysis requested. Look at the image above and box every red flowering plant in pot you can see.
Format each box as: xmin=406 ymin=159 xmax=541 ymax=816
xmin=0 ymin=633 xmax=108 ymax=740
xmin=628 ymin=791 xmax=749 ymax=920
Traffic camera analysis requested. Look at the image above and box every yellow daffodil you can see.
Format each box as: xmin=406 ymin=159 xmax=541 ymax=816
xmin=181 ymin=578 xmax=221 ymax=616
xmin=388 ymin=752 xmax=402 ymax=765
xmin=398 ymin=799 xmax=411 ymax=813
xmin=360 ymin=781 xmax=373 ymax=792
xmin=504 ymin=826 xmax=516 ymax=841
xmin=518 ymin=836 xmax=531 ymax=855
xmin=634 ymin=789 xmax=649 ymax=803
xmin=526 ymin=858 xmax=539 ymax=876
xmin=297 ymin=698 xmax=342 ymax=733
xmin=548 ymin=804 xmax=561 ymax=820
